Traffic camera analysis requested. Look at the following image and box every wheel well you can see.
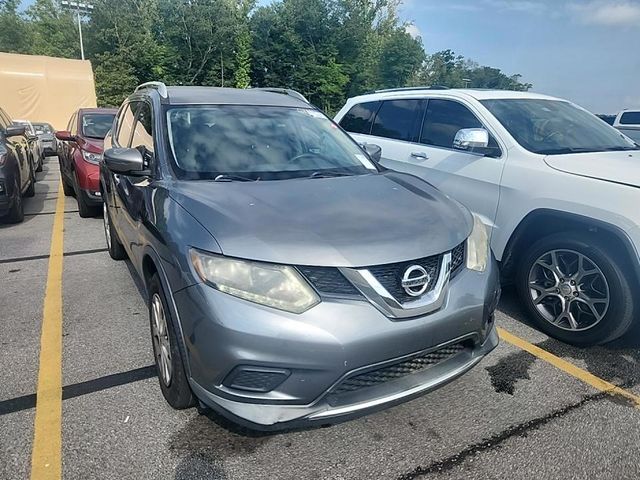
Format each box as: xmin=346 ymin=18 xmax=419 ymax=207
xmin=501 ymin=210 xmax=640 ymax=285
xmin=142 ymin=254 xmax=158 ymax=290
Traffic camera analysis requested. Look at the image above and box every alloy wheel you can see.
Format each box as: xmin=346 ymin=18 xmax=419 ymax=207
xmin=151 ymin=293 xmax=172 ymax=386
xmin=527 ymin=249 xmax=609 ymax=331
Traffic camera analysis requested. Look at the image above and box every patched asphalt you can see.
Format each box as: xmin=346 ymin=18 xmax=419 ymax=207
xmin=0 ymin=157 xmax=639 ymax=479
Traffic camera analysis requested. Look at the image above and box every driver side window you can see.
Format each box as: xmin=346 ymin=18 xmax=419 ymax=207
xmin=421 ymin=99 xmax=500 ymax=154
xmin=116 ymin=104 xmax=135 ymax=147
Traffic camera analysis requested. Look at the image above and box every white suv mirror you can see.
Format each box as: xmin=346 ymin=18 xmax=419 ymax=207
xmin=453 ymin=128 xmax=489 ymax=151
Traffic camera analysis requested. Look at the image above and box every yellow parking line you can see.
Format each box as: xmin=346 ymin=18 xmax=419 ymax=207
xmin=30 ymin=180 xmax=65 ymax=480
xmin=498 ymin=327 xmax=640 ymax=408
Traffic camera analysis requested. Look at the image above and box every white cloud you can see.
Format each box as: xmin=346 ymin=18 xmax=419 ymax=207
xmin=405 ymin=23 xmax=422 ymax=39
xmin=570 ymin=1 xmax=640 ymax=27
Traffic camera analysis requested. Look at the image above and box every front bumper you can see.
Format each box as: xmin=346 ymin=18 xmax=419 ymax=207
xmin=173 ymin=257 xmax=500 ymax=429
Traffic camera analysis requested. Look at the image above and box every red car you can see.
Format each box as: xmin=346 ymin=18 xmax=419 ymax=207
xmin=56 ymin=108 xmax=117 ymax=217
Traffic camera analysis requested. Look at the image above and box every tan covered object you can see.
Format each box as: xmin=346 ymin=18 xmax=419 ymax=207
xmin=0 ymin=52 xmax=97 ymax=130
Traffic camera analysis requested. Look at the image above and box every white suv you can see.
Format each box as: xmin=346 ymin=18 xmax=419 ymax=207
xmin=335 ymin=88 xmax=640 ymax=346
xmin=613 ymin=109 xmax=640 ymax=144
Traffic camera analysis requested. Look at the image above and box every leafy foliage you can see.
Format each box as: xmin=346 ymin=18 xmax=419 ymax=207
xmin=0 ymin=0 xmax=532 ymax=110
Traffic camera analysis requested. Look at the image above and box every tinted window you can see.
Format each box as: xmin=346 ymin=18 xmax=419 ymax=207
xmin=166 ymin=106 xmax=376 ymax=180
xmin=82 ymin=113 xmax=115 ymax=139
xmin=371 ymin=100 xmax=422 ymax=142
xmin=421 ymin=99 xmax=482 ymax=148
xmin=131 ymin=103 xmax=154 ymax=160
xmin=619 ymin=112 xmax=640 ymax=125
xmin=116 ymin=105 xmax=135 ymax=147
xmin=482 ymin=99 xmax=638 ymax=155
xmin=339 ymin=102 xmax=379 ymax=134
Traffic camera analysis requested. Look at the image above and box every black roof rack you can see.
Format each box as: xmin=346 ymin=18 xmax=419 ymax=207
xmin=368 ymin=85 xmax=450 ymax=94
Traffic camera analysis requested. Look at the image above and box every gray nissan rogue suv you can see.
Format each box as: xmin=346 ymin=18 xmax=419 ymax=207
xmin=99 ymin=82 xmax=500 ymax=429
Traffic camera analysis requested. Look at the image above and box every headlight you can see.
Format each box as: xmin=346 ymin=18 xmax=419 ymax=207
xmin=190 ymin=249 xmax=320 ymax=314
xmin=466 ymin=214 xmax=489 ymax=272
xmin=82 ymin=150 xmax=101 ymax=164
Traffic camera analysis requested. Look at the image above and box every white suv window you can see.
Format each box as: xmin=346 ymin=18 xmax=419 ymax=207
xmin=371 ymin=99 xmax=422 ymax=142
xmin=420 ymin=99 xmax=482 ymax=148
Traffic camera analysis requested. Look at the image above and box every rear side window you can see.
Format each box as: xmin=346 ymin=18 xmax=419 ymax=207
xmin=339 ymin=102 xmax=379 ymax=134
xmin=619 ymin=112 xmax=640 ymax=125
xmin=116 ymin=104 xmax=136 ymax=147
xmin=421 ymin=99 xmax=482 ymax=148
xmin=371 ymin=100 xmax=422 ymax=142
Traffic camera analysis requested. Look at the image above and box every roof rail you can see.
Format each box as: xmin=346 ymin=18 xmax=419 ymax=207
xmin=252 ymin=87 xmax=309 ymax=104
xmin=370 ymin=85 xmax=450 ymax=94
xmin=135 ymin=81 xmax=168 ymax=98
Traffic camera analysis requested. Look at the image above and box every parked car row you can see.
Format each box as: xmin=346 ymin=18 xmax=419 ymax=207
xmin=0 ymin=106 xmax=37 ymax=223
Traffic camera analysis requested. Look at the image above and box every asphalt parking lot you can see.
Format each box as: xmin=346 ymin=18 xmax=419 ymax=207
xmin=1 ymin=157 xmax=639 ymax=480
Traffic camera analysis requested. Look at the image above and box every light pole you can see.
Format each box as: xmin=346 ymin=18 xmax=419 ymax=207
xmin=60 ymin=1 xmax=94 ymax=61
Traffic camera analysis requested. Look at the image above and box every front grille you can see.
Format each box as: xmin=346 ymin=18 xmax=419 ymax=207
xmin=450 ymin=242 xmax=465 ymax=275
xmin=297 ymin=266 xmax=362 ymax=297
xmin=331 ymin=343 xmax=466 ymax=395
xmin=367 ymin=254 xmax=441 ymax=304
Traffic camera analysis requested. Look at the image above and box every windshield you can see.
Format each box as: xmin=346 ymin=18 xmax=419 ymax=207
xmin=33 ymin=123 xmax=52 ymax=134
xmin=618 ymin=128 xmax=640 ymax=144
xmin=82 ymin=113 xmax=115 ymax=139
xmin=481 ymin=99 xmax=638 ymax=155
xmin=165 ymin=105 xmax=376 ymax=180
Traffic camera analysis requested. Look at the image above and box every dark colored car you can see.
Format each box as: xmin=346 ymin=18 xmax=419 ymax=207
xmin=100 ymin=83 xmax=500 ymax=430
xmin=0 ymin=107 xmax=36 ymax=223
xmin=14 ymin=120 xmax=43 ymax=173
xmin=33 ymin=122 xmax=57 ymax=156
xmin=56 ymin=107 xmax=117 ymax=217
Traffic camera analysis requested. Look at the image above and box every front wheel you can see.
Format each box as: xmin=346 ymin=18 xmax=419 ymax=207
xmin=103 ymin=202 xmax=127 ymax=260
xmin=148 ymin=274 xmax=196 ymax=409
xmin=3 ymin=179 xmax=24 ymax=224
xmin=74 ymin=175 xmax=99 ymax=218
xmin=517 ymin=232 xmax=635 ymax=346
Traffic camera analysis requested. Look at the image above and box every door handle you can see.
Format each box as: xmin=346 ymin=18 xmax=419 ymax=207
xmin=410 ymin=152 xmax=429 ymax=160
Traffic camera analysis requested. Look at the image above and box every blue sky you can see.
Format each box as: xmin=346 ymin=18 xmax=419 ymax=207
xmin=400 ymin=0 xmax=640 ymax=114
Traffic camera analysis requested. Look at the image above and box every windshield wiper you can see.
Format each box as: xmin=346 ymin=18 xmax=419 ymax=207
xmin=308 ymin=170 xmax=354 ymax=179
xmin=213 ymin=174 xmax=257 ymax=182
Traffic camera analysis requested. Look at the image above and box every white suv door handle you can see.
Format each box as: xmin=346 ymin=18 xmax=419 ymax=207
xmin=410 ymin=152 xmax=429 ymax=160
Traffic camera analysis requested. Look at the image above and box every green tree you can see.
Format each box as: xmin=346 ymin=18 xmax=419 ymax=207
xmin=0 ymin=0 xmax=33 ymax=54
xmin=26 ymin=0 xmax=79 ymax=58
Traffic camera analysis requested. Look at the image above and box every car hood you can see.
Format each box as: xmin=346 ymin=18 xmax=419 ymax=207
xmin=544 ymin=150 xmax=640 ymax=188
xmin=169 ymin=172 xmax=472 ymax=267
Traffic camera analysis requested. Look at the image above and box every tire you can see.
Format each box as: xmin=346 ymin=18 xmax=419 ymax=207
xmin=148 ymin=274 xmax=196 ymax=409
xmin=517 ymin=232 xmax=635 ymax=346
xmin=24 ymin=168 xmax=36 ymax=198
xmin=3 ymin=179 xmax=24 ymax=224
xmin=62 ymin=178 xmax=74 ymax=196
xmin=103 ymin=202 xmax=127 ymax=260
xmin=73 ymin=174 xmax=99 ymax=218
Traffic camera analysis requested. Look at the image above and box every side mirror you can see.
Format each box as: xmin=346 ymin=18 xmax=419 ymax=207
xmin=453 ymin=128 xmax=489 ymax=151
xmin=5 ymin=125 xmax=26 ymax=137
xmin=361 ymin=143 xmax=382 ymax=163
xmin=104 ymin=147 xmax=144 ymax=174
xmin=55 ymin=130 xmax=76 ymax=142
